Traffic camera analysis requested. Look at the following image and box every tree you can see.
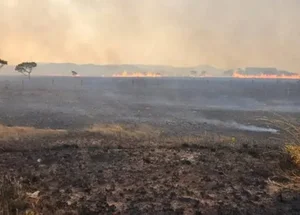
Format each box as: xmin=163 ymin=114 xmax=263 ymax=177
xmin=0 ymin=59 xmax=8 ymax=69
xmin=15 ymin=62 xmax=37 ymax=79
xmin=72 ymin=71 xmax=78 ymax=77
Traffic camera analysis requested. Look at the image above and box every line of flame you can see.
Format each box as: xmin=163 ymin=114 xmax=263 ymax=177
xmin=232 ymin=72 xmax=300 ymax=79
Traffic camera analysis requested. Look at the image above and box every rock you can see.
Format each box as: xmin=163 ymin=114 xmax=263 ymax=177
xmin=26 ymin=190 xmax=40 ymax=199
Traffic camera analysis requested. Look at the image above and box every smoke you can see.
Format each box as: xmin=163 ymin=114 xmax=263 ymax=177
xmin=0 ymin=0 xmax=300 ymax=72
xmin=196 ymin=118 xmax=278 ymax=134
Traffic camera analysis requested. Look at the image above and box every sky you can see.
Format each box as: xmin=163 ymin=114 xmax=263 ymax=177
xmin=0 ymin=0 xmax=299 ymax=72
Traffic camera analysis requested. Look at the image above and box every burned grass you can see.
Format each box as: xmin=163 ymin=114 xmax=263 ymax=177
xmin=0 ymin=122 xmax=299 ymax=214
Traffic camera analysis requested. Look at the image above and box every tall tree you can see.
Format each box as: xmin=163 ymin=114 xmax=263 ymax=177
xmin=15 ymin=62 xmax=37 ymax=79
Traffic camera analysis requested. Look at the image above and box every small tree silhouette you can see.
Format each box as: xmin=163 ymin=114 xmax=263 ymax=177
xmin=72 ymin=71 xmax=78 ymax=77
xmin=0 ymin=59 xmax=8 ymax=69
xmin=15 ymin=62 xmax=37 ymax=79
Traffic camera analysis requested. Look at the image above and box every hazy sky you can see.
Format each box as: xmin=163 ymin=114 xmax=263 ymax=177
xmin=0 ymin=0 xmax=299 ymax=72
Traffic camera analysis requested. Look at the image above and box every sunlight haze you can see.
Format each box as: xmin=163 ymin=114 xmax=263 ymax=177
xmin=0 ymin=0 xmax=299 ymax=72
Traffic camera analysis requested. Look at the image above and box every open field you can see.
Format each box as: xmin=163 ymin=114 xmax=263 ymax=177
xmin=0 ymin=77 xmax=300 ymax=214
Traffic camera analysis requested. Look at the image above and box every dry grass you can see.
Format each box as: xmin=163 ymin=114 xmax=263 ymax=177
xmin=0 ymin=176 xmax=38 ymax=215
xmin=276 ymin=116 xmax=300 ymax=170
xmin=285 ymin=145 xmax=300 ymax=168
xmin=0 ymin=124 xmax=66 ymax=214
xmin=258 ymin=113 xmax=300 ymax=145
xmin=257 ymin=114 xmax=300 ymax=168
xmin=258 ymin=114 xmax=300 ymax=195
xmin=0 ymin=124 xmax=66 ymax=141
xmin=87 ymin=123 xmax=161 ymax=140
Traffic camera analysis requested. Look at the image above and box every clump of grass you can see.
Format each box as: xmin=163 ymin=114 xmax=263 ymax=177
xmin=285 ymin=145 xmax=300 ymax=168
xmin=257 ymin=113 xmax=300 ymax=168
xmin=276 ymin=116 xmax=300 ymax=169
xmin=0 ymin=176 xmax=33 ymax=215
xmin=0 ymin=176 xmax=42 ymax=214
xmin=258 ymin=113 xmax=300 ymax=144
xmin=250 ymin=114 xmax=300 ymax=195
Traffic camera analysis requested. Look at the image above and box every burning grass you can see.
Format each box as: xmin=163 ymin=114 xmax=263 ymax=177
xmin=232 ymin=71 xmax=300 ymax=79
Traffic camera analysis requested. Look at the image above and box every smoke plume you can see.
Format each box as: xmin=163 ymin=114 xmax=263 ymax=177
xmin=0 ymin=0 xmax=300 ymax=72
xmin=197 ymin=118 xmax=278 ymax=134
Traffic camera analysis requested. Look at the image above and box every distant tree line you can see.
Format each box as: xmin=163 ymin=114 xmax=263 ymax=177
xmin=190 ymin=70 xmax=207 ymax=77
xmin=0 ymin=57 xmax=37 ymax=79
xmin=0 ymin=57 xmax=79 ymax=79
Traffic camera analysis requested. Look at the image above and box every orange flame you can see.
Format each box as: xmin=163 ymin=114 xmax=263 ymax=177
xmin=113 ymin=71 xmax=162 ymax=78
xmin=232 ymin=71 xmax=300 ymax=79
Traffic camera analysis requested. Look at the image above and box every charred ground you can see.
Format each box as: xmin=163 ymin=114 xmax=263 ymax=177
xmin=0 ymin=77 xmax=299 ymax=214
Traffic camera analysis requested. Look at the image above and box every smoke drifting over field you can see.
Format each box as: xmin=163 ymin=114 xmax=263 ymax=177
xmin=0 ymin=0 xmax=300 ymax=72
xmin=196 ymin=118 xmax=278 ymax=134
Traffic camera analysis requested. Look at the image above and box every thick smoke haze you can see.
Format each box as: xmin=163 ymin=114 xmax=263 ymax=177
xmin=0 ymin=0 xmax=300 ymax=72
